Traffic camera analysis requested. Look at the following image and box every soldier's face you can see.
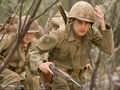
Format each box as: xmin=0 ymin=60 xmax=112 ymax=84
xmin=73 ymin=19 xmax=90 ymax=37
xmin=23 ymin=33 xmax=34 ymax=44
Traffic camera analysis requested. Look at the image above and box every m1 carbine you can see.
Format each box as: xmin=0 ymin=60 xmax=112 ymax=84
xmin=49 ymin=64 xmax=83 ymax=88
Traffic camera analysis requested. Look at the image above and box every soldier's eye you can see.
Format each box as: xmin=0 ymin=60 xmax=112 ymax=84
xmin=85 ymin=21 xmax=90 ymax=25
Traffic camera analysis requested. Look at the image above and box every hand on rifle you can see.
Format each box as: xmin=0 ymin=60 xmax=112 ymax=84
xmin=38 ymin=62 xmax=54 ymax=75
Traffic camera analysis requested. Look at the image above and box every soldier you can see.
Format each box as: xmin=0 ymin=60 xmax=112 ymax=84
xmin=0 ymin=14 xmax=19 ymax=34
xmin=0 ymin=15 xmax=43 ymax=90
xmin=30 ymin=1 xmax=114 ymax=90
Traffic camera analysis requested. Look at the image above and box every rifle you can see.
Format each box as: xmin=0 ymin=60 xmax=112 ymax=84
xmin=57 ymin=2 xmax=67 ymax=25
xmin=49 ymin=64 xmax=83 ymax=88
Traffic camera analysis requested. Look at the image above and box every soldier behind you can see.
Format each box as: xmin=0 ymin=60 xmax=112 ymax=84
xmin=0 ymin=14 xmax=19 ymax=34
xmin=30 ymin=1 xmax=114 ymax=90
xmin=0 ymin=15 xmax=43 ymax=90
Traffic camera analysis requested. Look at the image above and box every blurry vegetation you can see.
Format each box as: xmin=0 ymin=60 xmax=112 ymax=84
xmin=0 ymin=0 xmax=70 ymax=28
xmin=0 ymin=0 xmax=120 ymax=90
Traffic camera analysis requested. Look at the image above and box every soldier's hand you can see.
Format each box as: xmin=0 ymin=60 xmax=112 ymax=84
xmin=94 ymin=5 xmax=106 ymax=30
xmin=38 ymin=62 xmax=54 ymax=75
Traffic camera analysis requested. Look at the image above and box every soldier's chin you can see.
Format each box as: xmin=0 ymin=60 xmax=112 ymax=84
xmin=24 ymin=40 xmax=30 ymax=44
xmin=79 ymin=32 xmax=86 ymax=36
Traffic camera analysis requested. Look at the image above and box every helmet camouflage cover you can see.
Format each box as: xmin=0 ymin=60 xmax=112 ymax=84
xmin=68 ymin=1 xmax=95 ymax=24
xmin=20 ymin=15 xmax=43 ymax=33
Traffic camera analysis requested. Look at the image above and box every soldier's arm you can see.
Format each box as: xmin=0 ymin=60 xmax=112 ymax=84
xmin=0 ymin=34 xmax=14 ymax=64
xmin=29 ymin=48 xmax=49 ymax=72
xmin=93 ymin=5 xmax=114 ymax=54
xmin=29 ymin=30 xmax=60 ymax=72
xmin=0 ymin=34 xmax=13 ymax=54
xmin=92 ymin=25 xmax=114 ymax=55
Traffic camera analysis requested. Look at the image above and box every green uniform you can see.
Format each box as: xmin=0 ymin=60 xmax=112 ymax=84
xmin=0 ymin=34 xmax=35 ymax=90
xmin=30 ymin=22 xmax=114 ymax=90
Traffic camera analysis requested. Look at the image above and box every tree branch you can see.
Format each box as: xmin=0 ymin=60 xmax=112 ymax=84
xmin=0 ymin=0 xmax=20 ymax=33
xmin=20 ymin=0 xmax=36 ymax=35
xmin=0 ymin=0 xmax=42 ymax=73
xmin=90 ymin=51 xmax=102 ymax=90
xmin=0 ymin=8 xmax=20 ymax=42
xmin=31 ymin=0 xmax=60 ymax=21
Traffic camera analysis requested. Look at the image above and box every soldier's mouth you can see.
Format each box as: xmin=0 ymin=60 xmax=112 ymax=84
xmin=79 ymin=30 xmax=85 ymax=33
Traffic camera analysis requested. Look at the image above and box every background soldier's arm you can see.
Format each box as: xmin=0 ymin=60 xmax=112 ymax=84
xmin=0 ymin=34 xmax=13 ymax=63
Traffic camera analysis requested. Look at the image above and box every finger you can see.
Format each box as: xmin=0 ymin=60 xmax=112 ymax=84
xmin=95 ymin=6 xmax=104 ymax=15
xmin=47 ymin=62 xmax=54 ymax=64
xmin=94 ymin=11 xmax=101 ymax=18
xmin=95 ymin=6 xmax=101 ymax=15
xmin=96 ymin=6 xmax=103 ymax=14
xmin=47 ymin=68 xmax=54 ymax=75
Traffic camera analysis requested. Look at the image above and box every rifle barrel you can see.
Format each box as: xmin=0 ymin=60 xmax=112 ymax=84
xmin=70 ymin=78 xmax=83 ymax=88
xmin=49 ymin=64 xmax=83 ymax=88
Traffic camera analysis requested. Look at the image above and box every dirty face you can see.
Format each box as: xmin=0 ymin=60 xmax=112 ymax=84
xmin=23 ymin=33 xmax=34 ymax=44
xmin=73 ymin=19 xmax=90 ymax=37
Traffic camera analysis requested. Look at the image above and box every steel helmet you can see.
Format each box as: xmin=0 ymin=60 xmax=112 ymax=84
xmin=20 ymin=15 xmax=43 ymax=33
xmin=68 ymin=1 xmax=95 ymax=24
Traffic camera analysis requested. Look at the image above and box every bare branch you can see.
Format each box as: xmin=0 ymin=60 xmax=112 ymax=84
xmin=17 ymin=0 xmax=25 ymax=36
xmin=31 ymin=0 xmax=60 ymax=21
xmin=0 ymin=0 xmax=20 ymax=33
xmin=20 ymin=0 xmax=36 ymax=35
xmin=104 ymin=44 xmax=120 ymax=64
xmin=2 ymin=0 xmax=13 ymax=11
xmin=90 ymin=51 xmax=102 ymax=90
xmin=104 ymin=65 xmax=120 ymax=89
xmin=0 ymin=0 xmax=2 ymax=4
xmin=0 ymin=0 xmax=42 ymax=73
xmin=0 ymin=8 xmax=20 ymax=42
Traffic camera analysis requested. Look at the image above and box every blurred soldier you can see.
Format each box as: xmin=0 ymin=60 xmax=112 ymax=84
xmin=0 ymin=15 xmax=43 ymax=90
xmin=30 ymin=1 xmax=114 ymax=90
xmin=34 ymin=21 xmax=44 ymax=39
xmin=0 ymin=14 xmax=18 ymax=34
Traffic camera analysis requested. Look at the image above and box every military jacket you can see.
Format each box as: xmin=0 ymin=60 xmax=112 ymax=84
xmin=0 ymin=34 xmax=32 ymax=73
xmin=30 ymin=23 xmax=114 ymax=70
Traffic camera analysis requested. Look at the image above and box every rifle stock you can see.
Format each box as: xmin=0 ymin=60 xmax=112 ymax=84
xmin=49 ymin=64 xmax=83 ymax=88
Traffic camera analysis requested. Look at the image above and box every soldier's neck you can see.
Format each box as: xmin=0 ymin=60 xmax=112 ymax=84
xmin=75 ymin=38 xmax=81 ymax=43
xmin=74 ymin=34 xmax=82 ymax=43
xmin=23 ymin=43 xmax=28 ymax=48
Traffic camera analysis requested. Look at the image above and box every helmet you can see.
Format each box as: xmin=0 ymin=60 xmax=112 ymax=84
xmin=68 ymin=1 xmax=95 ymax=23
xmin=20 ymin=15 xmax=43 ymax=33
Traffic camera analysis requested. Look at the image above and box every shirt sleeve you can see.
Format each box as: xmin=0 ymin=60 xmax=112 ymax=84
xmin=0 ymin=34 xmax=13 ymax=54
xmin=36 ymin=30 xmax=60 ymax=53
xmin=29 ymin=30 xmax=60 ymax=72
xmin=29 ymin=45 xmax=49 ymax=72
xmin=92 ymin=24 xmax=114 ymax=55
